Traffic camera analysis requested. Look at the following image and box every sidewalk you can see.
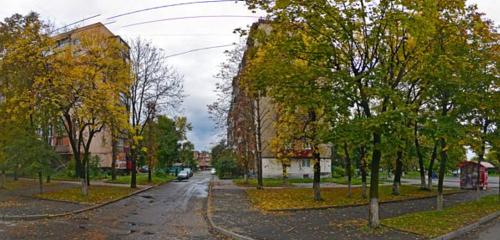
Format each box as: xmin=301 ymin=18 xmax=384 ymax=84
xmin=210 ymin=180 xmax=496 ymax=240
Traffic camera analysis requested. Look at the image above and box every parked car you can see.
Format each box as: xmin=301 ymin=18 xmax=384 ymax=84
xmin=177 ymin=170 xmax=189 ymax=181
xmin=138 ymin=166 xmax=149 ymax=173
xmin=210 ymin=168 xmax=216 ymax=175
xmin=184 ymin=168 xmax=193 ymax=177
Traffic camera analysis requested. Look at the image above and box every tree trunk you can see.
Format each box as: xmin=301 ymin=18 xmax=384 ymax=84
xmin=86 ymin=157 xmax=90 ymax=186
xmin=131 ymin=149 xmax=137 ymax=188
xmin=360 ymin=146 xmax=367 ymax=199
xmin=313 ymin=149 xmax=322 ymax=201
xmin=282 ymin=163 xmax=288 ymax=186
xmin=13 ymin=170 xmax=18 ymax=181
xmin=46 ymin=175 xmax=51 ymax=183
xmin=392 ymin=150 xmax=403 ymax=196
xmin=38 ymin=172 xmax=43 ymax=193
xmin=255 ymin=92 xmax=264 ymax=190
xmin=427 ymin=142 xmax=438 ymax=190
xmin=476 ymin=119 xmax=488 ymax=194
xmin=0 ymin=170 xmax=6 ymax=189
xmin=414 ymin=122 xmax=426 ymax=189
xmin=369 ymin=132 xmax=382 ymax=228
xmin=148 ymin=165 xmax=152 ymax=183
xmin=111 ymin=136 xmax=118 ymax=181
xmin=437 ymin=137 xmax=448 ymax=211
xmin=80 ymin=154 xmax=88 ymax=196
xmin=343 ymin=142 xmax=352 ymax=197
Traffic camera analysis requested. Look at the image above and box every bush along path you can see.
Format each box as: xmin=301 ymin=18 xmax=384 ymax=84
xmin=209 ymin=181 xmax=497 ymax=240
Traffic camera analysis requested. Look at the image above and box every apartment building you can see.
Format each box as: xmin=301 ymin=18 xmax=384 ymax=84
xmin=194 ymin=151 xmax=212 ymax=170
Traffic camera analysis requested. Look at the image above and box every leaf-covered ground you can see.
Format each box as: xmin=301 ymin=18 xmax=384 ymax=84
xmin=105 ymin=174 xmax=175 ymax=185
xmin=35 ymin=185 xmax=136 ymax=205
xmin=382 ymin=195 xmax=500 ymax=238
xmin=2 ymin=179 xmax=55 ymax=190
xmin=246 ymin=185 xmax=460 ymax=210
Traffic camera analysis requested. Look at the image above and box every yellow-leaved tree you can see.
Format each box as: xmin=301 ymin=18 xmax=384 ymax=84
xmin=34 ymin=29 xmax=131 ymax=195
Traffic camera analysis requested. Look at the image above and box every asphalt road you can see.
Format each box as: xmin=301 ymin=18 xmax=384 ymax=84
xmin=0 ymin=171 xmax=215 ymax=240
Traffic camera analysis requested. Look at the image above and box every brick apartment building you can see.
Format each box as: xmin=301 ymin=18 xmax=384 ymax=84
xmin=194 ymin=151 xmax=212 ymax=170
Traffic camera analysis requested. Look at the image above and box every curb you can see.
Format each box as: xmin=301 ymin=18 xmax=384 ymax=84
xmin=206 ymin=180 xmax=257 ymax=240
xmin=265 ymin=190 xmax=464 ymax=212
xmin=0 ymin=183 xmax=158 ymax=221
xmin=431 ymin=211 xmax=500 ymax=240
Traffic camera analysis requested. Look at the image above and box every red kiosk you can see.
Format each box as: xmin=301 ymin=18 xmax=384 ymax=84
xmin=458 ymin=161 xmax=495 ymax=190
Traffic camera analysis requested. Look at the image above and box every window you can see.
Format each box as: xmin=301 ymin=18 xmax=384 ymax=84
xmin=301 ymin=159 xmax=310 ymax=168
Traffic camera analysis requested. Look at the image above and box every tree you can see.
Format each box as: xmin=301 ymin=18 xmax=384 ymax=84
xmin=0 ymin=12 xmax=59 ymax=187
xmin=208 ymin=42 xmax=245 ymax=134
xmin=179 ymin=141 xmax=196 ymax=170
xmin=155 ymin=116 xmax=180 ymax=169
xmin=245 ymin=0 xmax=496 ymax=227
xmin=2 ymin=124 xmax=59 ymax=193
xmin=33 ymin=29 xmax=131 ymax=195
xmin=127 ymin=37 xmax=184 ymax=188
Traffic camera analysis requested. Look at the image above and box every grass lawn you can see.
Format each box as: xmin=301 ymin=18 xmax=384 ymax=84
xmin=382 ymin=195 xmax=500 ymax=238
xmin=233 ymin=178 xmax=292 ymax=187
xmin=246 ymin=185 xmax=460 ymax=211
xmin=35 ymin=185 xmax=136 ymax=204
xmin=234 ymin=176 xmax=376 ymax=187
xmin=105 ymin=174 xmax=175 ymax=185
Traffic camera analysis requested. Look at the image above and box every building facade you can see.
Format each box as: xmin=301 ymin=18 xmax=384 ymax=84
xmin=194 ymin=151 xmax=212 ymax=170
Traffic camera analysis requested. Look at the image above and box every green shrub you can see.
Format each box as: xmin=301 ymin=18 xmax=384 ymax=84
xmin=333 ymin=166 xmax=345 ymax=178
xmin=215 ymin=158 xmax=239 ymax=179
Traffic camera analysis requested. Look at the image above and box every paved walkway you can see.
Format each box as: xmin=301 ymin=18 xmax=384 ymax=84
xmin=455 ymin=216 xmax=500 ymax=240
xmin=401 ymin=176 xmax=499 ymax=189
xmin=0 ymin=172 xmax=217 ymax=240
xmin=210 ymin=180 xmax=497 ymax=240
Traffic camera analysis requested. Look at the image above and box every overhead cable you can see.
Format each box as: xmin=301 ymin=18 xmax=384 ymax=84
xmin=122 ymin=15 xmax=260 ymax=28
xmin=108 ymin=0 xmax=244 ymax=20
xmin=165 ymin=43 xmax=235 ymax=58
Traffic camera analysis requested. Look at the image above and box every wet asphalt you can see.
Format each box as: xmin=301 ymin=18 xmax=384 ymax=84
xmin=0 ymin=171 xmax=216 ymax=240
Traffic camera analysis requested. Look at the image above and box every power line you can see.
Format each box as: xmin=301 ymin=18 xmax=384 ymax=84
xmin=52 ymin=14 xmax=101 ymax=34
xmin=122 ymin=15 xmax=260 ymax=28
xmin=165 ymin=44 xmax=235 ymax=58
xmin=107 ymin=0 xmax=244 ymax=20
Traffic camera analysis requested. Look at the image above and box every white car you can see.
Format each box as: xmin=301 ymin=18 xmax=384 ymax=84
xmin=177 ymin=170 xmax=189 ymax=181
xmin=184 ymin=168 xmax=193 ymax=177
xmin=210 ymin=168 xmax=216 ymax=175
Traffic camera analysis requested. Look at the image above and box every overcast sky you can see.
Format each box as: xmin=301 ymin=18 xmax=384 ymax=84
xmin=1 ymin=0 xmax=498 ymax=151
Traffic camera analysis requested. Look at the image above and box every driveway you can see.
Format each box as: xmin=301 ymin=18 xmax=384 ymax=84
xmin=0 ymin=171 xmax=215 ymax=240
